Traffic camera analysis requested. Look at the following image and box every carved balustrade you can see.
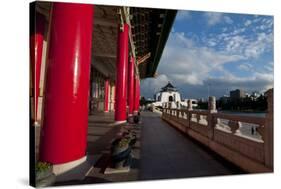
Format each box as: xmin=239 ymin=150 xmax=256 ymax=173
xmin=162 ymin=90 xmax=273 ymax=172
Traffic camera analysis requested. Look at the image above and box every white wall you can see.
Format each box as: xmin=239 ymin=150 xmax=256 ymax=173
xmin=160 ymin=91 xmax=181 ymax=103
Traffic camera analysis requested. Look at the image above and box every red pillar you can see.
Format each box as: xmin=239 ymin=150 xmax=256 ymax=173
xmin=30 ymin=12 xmax=45 ymax=122
xmin=40 ymin=3 xmax=94 ymax=164
xmin=137 ymin=77 xmax=140 ymax=112
xmin=134 ymin=76 xmax=140 ymax=114
xmin=113 ymin=85 xmax=116 ymax=111
xmin=104 ymin=79 xmax=109 ymax=112
xmin=115 ymin=24 xmax=129 ymax=122
xmin=127 ymin=57 xmax=135 ymax=116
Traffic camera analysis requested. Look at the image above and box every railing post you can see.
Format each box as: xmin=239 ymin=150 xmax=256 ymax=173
xmin=196 ymin=113 xmax=201 ymax=123
xmin=229 ymin=120 xmax=241 ymax=134
xmin=186 ymin=100 xmax=192 ymax=129
xmin=186 ymin=110 xmax=190 ymax=128
xmin=264 ymin=88 xmax=273 ymax=169
xmin=208 ymin=96 xmax=217 ymax=139
xmin=208 ymin=96 xmax=217 ymax=113
xmin=187 ymin=99 xmax=193 ymax=111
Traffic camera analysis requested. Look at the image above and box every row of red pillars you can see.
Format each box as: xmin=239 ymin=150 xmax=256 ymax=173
xmin=32 ymin=2 xmax=140 ymax=164
xmin=114 ymin=24 xmax=140 ymax=122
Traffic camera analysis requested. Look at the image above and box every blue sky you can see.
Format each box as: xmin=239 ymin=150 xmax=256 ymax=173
xmin=141 ymin=10 xmax=274 ymax=99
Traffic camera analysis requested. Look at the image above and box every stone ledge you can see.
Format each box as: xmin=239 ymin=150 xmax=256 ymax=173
xmin=104 ymin=166 xmax=130 ymax=174
xmin=54 ymin=155 xmax=101 ymax=183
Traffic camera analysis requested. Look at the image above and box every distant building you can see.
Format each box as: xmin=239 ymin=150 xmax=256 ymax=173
xmin=230 ymin=89 xmax=245 ymax=99
xmin=152 ymin=82 xmax=197 ymax=109
xmin=250 ymin=91 xmax=261 ymax=101
xmin=198 ymin=98 xmax=206 ymax=103
xmin=220 ymin=95 xmax=230 ymax=103
xmin=154 ymin=82 xmax=181 ymax=108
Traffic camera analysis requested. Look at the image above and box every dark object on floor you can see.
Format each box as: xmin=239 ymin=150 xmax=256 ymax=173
xmin=133 ymin=115 xmax=140 ymax=124
xmin=110 ymin=130 xmax=136 ymax=169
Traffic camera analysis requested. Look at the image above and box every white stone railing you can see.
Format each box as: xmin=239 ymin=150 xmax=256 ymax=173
xmin=162 ymin=89 xmax=273 ymax=173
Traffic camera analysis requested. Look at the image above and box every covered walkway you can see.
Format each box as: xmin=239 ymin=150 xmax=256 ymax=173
xmin=139 ymin=111 xmax=244 ymax=180
xmin=55 ymin=111 xmax=244 ymax=186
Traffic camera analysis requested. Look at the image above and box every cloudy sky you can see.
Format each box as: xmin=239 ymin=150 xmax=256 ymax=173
xmin=141 ymin=10 xmax=274 ymax=100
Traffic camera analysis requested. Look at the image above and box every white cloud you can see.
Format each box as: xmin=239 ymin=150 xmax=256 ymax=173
xmin=244 ymin=20 xmax=252 ymax=26
xmin=158 ymin=32 xmax=244 ymax=86
xmin=204 ymin=12 xmax=223 ymax=26
xmin=222 ymin=27 xmax=228 ymax=32
xmin=226 ymin=35 xmax=246 ymax=53
xmin=254 ymin=17 xmax=273 ymax=32
xmin=140 ymin=74 xmax=169 ymax=98
xmin=204 ymin=73 xmax=273 ymax=95
xmin=221 ymin=30 xmax=273 ymax=59
xmin=176 ymin=10 xmax=191 ymax=21
xmin=244 ymin=32 xmax=273 ymax=58
xmin=265 ymin=19 xmax=273 ymax=27
xmin=253 ymin=17 xmax=262 ymax=23
xmin=259 ymin=25 xmax=266 ymax=30
xmin=238 ymin=63 xmax=253 ymax=71
xmin=231 ymin=28 xmax=246 ymax=35
xmin=204 ymin=12 xmax=234 ymax=26
xmin=224 ymin=16 xmax=233 ymax=24
xmin=262 ymin=61 xmax=274 ymax=73
xmin=207 ymin=38 xmax=217 ymax=47
xmin=141 ymin=15 xmax=273 ymax=99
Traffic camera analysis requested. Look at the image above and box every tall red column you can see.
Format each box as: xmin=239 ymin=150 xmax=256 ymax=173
xmin=40 ymin=3 xmax=94 ymax=164
xmin=30 ymin=12 xmax=45 ymax=122
xmin=127 ymin=57 xmax=135 ymax=116
xmin=137 ymin=77 xmax=140 ymax=112
xmin=115 ymin=24 xmax=129 ymax=122
xmin=133 ymin=76 xmax=140 ymax=114
xmin=113 ymin=85 xmax=116 ymax=111
xmin=104 ymin=79 xmax=109 ymax=112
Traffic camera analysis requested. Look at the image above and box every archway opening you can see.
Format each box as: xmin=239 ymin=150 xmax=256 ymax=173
xmin=169 ymin=96 xmax=173 ymax=102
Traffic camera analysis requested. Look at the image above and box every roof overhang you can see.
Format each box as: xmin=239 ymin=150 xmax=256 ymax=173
xmin=34 ymin=2 xmax=177 ymax=80
xmin=131 ymin=8 xmax=177 ymax=79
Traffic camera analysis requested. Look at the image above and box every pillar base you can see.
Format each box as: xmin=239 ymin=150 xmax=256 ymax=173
xmin=34 ymin=121 xmax=40 ymax=127
xmin=53 ymin=156 xmax=87 ymax=176
xmin=104 ymin=111 xmax=109 ymax=113
xmin=127 ymin=114 xmax=134 ymax=124
xmin=110 ymin=120 xmax=127 ymax=126
xmin=53 ymin=155 xmax=100 ymax=182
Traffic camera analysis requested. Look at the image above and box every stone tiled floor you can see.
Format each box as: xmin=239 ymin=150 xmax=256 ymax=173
xmin=85 ymin=112 xmax=141 ymax=183
xmin=54 ymin=111 xmax=141 ymax=186
xmin=54 ymin=111 xmax=244 ymax=186
xmin=139 ymin=111 xmax=244 ymax=180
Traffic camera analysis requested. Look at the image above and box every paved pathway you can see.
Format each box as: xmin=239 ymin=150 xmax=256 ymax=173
xmin=139 ymin=111 xmax=244 ymax=180
xmin=55 ymin=111 xmax=244 ymax=186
